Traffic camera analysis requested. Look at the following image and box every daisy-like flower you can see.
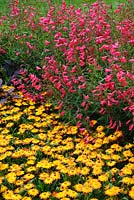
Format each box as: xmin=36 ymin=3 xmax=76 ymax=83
xmin=39 ymin=192 xmax=51 ymax=199
xmin=60 ymin=181 xmax=71 ymax=190
xmin=16 ymin=170 xmax=25 ymax=176
xmin=105 ymin=186 xmax=121 ymax=196
xmin=12 ymin=151 xmax=23 ymax=158
xmin=23 ymin=173 xmax=35 ymax=181
xmin=15 ymin=180 xmax=24 ymax=186
xmin=44 ymin=177 xmax=54 ymax=184
xmin=93 ymin=142 xmax=103 ymax=148
xmin=80 ymin=166 xmax=90 ymax=175
xmin=39 ymin=172 xmax=49 ymax=181
xmin=23 ymin=138 xmax=32 ymax=144
xmin=123 ymin=150 xmax=133 ymax=157
xmin=0 ymin=147 xmax=7 ymax=154
xmin=106 ymin=148 xmax=114 ymax=154
xmin=67 ymin=126 xmax=78 ymax=134
xmin=129 ymin=157 xmax=134 ymax=162
xmin=0 ymin=177 xmax=4 ymax=184
xmin=82 ymin=185 xmax=93 ymax=193
xmin=74 ymin=183 xmax=83 ymax=192
xmin=103 ymin=137 xmax=110 ymax=144
xmin=24 ymin=183 xmax=34 ymax=190
xmin=2 ymin=190 xmax=14 ymax=200
xmin=97 ymin=131 xmax=105 ymax=138
xmin=66 ymin=189 xmax=78 ymax=198
xmin=14 ymin=187 xmax=22 ymax=194
xmin=6 ymin=172 xmax=16 ymax=184
xmin=122 ymin=177 xmax=131 ymax=184
xmin=107 ymin=161 xmax=116 ymax=167
xmin=121 ymin=167 xmax=133 ymax=175
xmin=111 ymin=143 xmax=122 ymax=150
xmin=26 ymin=166 xmax=36 ymax=173
xmin=98 ymin=174 xmax=109 ymax=182
xmin=0 ymin=163 xmax=9 ymax=170
xmin=92 ymin=166 xmax=102 ymax=176
xmin=111 ymin=154 xmax=120 ymax=161
xmin=124 ymin=143 xmax=133 ymax=149
xmin=0 ymin=185 xmax=8 ymax=193
xmin=129 ymin=189 xmax=134 ymax=199
xmin=26 ymin=159 xmax=35 ymax=165
xmin=59 ymin=165 xmax=68 ymax=174
xmin=68 ymin=167 xmax=80 ymax=176
xmin=108 ymin=135 xmax=117 ymax=141
xmin=110 ymin=168 xmax=118 ymax=174
xmin=96 ymin=125 xmax=104 ymax=132
xmin=89 ymin=120 xmax=97 ymax=127
xmin=0 ymin=137 xmax=10 ymax=146
xmin=38 ymin=133 xmax=47 ymax=140
xmin=91 ymin=179 xmax=102 ymax=189
xmin=14 ymin=100 xmax=22 ymax=107
xmin=31 ymin=128 xmax=38 ymax=133
xmin=31 ymin=144 xmax=40 ymax=150
xmin=54 ymin=191 xmax=67 ymax=199
xmin=12 ymin=194 xmax=22 ymax=200
xmin=36 ymin=159 xmax=52 ymax=169
xmin=6 ymin=122 xmax=14 ymax=128
xmin=50 ymin=171 xmax=60 ymax=180
xmin=28 ymin=188 xmax=39 ymax=196
xmin=113 ymin=131 xmax=123 ymax=137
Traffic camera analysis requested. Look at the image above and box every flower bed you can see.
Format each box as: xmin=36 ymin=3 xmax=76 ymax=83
xmin=0 ymin=86 xmax=134 ymax=200
xmin=0 ymin=1 xmax=134 ymax=199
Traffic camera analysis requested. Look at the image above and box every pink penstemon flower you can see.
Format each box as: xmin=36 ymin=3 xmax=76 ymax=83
xmin=81 ymin=101 xmax=86 ymax=107
xmin=6 ymin=0 xmax=134 ymax=132
xmin=0 ymin=48 xmax=6 ymax=54
xmin=32 ymin=83 xmax=41 ymax=91
xmin=15 ymin=52 xmax=20 ymax=56
xmin=76 ymin=113 xmax=83 ymax=120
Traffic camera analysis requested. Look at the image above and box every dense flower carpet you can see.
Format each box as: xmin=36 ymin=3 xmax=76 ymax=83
xmin=0 ymin=85 xmax=134 ymax=200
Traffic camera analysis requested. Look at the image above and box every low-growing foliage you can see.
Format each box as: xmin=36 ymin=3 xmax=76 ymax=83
xmin=0 ymin=86 xmax=134 ymax=200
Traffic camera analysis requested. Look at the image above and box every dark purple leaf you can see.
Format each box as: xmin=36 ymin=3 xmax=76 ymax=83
xmin=7 ymin=88 xmax=15 ymax=94
xmin=12 ymin=94 xmax=22 ymax=99
xmin=0 ymin=98 xmax=7 ymax=104
xmin=0 ymin=79 xmax=2 ymax=87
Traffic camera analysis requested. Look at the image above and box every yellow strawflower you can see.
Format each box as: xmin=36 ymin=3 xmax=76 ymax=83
xmin=6 ymin=172 xmax=16 ymax=184
xmin=28 ymin=188 xmax=39 ymax=196
xmin=39 ymin=192 xmax=51 ymax=199
xmin=128 ymin=188 xmax=134 ymax=199
xmin=105 ymin=186 xmax=121 ymax=196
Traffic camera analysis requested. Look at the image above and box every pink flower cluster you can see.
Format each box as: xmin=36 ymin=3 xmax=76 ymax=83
xmin=9 ymin=1 xmax=134 ymax=131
